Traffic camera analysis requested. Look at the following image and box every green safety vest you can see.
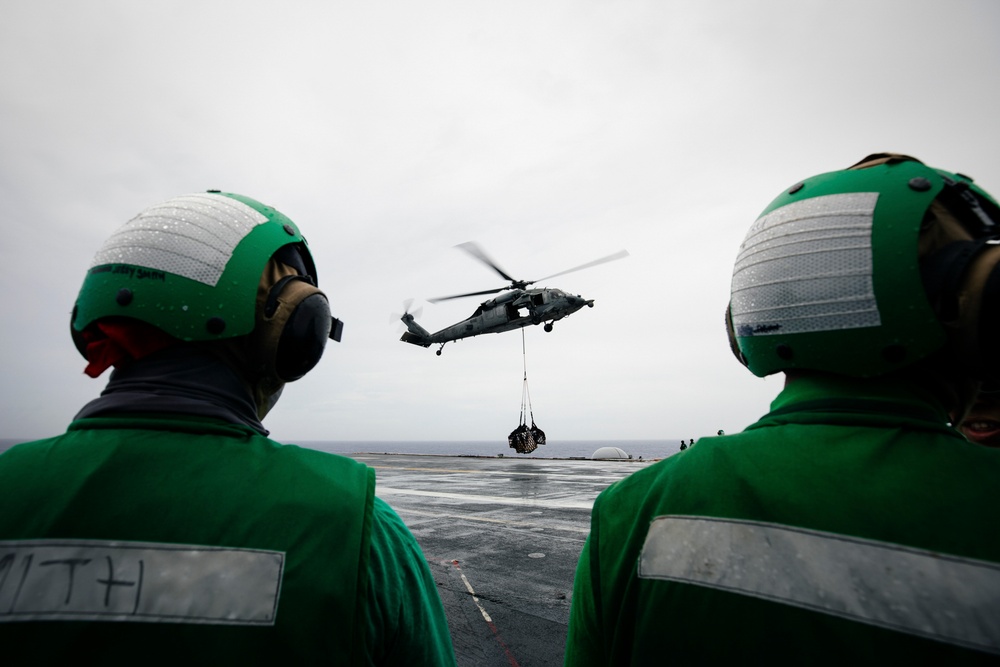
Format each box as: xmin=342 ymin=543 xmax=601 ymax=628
xmin=566 ymin=375 xmax=1000 ymax=665
xmin=0 ymin=416 xmax=375 ymax=665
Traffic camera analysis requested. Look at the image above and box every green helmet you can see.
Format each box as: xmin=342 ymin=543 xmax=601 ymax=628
xmin=72 ymin=191 xmax=320 ymax=344
xmin=728 ymin=154 xmax=1000 ymax=378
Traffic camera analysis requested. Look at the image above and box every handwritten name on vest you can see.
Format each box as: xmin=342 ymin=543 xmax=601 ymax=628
xmin=0 ymin=540 xmax=283 ymax=625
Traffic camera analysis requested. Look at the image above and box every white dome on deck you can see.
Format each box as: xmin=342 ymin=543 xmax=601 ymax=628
xmin=591 ymin=446 xmax=630 ymax=460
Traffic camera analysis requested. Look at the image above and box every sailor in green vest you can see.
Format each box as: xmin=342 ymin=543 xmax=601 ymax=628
xmin=0 ymin=192 xmax=456 ymax=665
xmin=565 ymin=154 xmax=1000 ymax=664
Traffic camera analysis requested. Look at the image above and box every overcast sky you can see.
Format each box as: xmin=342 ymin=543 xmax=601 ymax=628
xmin=2 ymin=0 xmax=998 ymax=445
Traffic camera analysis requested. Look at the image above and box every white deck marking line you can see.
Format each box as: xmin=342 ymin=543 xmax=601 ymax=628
xmin=393 ymin=507 xmax=590 ymax=534
xmin=375 ymin=486 xmax=594 ymax=510
xmin=366 ymin=464 xmax=625 ymax=481
xmin=459 ymin=568 xmax=492 ymax=622
xmin=447 ymin=560 xmax=521 ymax=667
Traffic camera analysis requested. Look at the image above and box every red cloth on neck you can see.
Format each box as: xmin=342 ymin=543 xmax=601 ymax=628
xmin=81 ymin=320 xmax=178 ymax=378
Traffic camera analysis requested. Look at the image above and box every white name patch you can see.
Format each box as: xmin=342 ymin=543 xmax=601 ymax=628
xmin=0 ymin=539 xmax=283 ymax=625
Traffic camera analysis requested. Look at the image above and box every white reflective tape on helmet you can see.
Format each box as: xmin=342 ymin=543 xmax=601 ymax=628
xmin=639 ymin=516 xmax=1000 ymax=654
xmin=89 ymin=193 xmax=269 ymax=287
xmin=731 ymin=192 xmax=881 ymax=336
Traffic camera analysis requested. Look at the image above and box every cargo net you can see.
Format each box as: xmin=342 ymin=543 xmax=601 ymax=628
xmin=509 ymin=421 xmax=546 ymax=454
xmin=509 ymin=329 xmax=545 ymax=454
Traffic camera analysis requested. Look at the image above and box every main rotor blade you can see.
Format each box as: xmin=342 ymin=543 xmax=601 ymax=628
xmin=533 ymin=249 xmax=630 ymax=283
xmin=428 ymin=286 xmax=507 ymax=303
xmin=455 ymin=242 xmax=517 ymax=283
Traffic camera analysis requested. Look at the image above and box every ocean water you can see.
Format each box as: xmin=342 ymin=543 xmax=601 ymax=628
xmin=0 ymin=438 xmax=681 ymax=460
xmin=297 ymin=439 xmax=679 ymax=460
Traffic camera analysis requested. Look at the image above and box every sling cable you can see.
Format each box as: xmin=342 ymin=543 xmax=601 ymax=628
xmin=508 ymin=328 xmax=546 ymax=454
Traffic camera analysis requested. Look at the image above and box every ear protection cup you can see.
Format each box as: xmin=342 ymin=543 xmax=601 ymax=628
xmin=921 ymin=240 xmax=1000 ymax=379
xmin=982 ymin=259 xmax=1000 ymax=376
xmin=271 ymin=278 xmax=332 ymax=381
xmin=956 ymin=243 xmax=1000 ymax=379
xmin=253 ymin=274 xmax=341 ymax=382
xmin=921 ymin=240 xmax=985 ymax=322
xmin=724 ymin=304 xmax=748 ymax=369
xmin=917 ymin=173 xmax=1000 ymax=381
xmin=70 ymin=305 xmax=87 ymax=357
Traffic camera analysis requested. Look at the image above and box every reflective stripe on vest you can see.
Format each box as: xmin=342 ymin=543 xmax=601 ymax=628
xmin=0 ymin=539 xmax=283 ymax=625
xmin=638 ymin=515 xmax=1000 ymax=655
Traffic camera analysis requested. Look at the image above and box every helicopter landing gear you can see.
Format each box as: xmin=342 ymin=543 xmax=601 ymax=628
xmin=436 ymin=343 xmax=446 ymax=356
xmin=544 ymin=322 xmax=553 ymax=332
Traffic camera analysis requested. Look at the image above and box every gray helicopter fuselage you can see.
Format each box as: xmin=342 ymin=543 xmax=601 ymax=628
xmin=400 ymin=287 xmax=593 ymax=350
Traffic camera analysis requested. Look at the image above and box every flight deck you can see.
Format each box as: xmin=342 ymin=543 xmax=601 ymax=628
xmin=348 ymin=452 xmax=654 ymax=667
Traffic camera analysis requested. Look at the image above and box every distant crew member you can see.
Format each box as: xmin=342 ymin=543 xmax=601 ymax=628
xmin=0 ymin=192 xmax=456 ymax=665
xmin=565 ymin=154 xmax=1000 ymax=663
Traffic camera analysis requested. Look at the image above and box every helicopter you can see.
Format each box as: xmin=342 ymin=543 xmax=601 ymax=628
xmin=400 ymin=242 xmax=628 ymax=355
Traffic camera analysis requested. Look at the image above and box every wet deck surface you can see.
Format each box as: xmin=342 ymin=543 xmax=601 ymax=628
xmin=346 ymin=453 xmax=655 ymax=667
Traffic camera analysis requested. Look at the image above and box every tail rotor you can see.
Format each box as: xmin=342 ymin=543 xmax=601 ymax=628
xmin=392 ymin=299 xmax=424 ymax=330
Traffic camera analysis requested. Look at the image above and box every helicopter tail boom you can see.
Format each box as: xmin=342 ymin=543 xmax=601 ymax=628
xmin=400 ymin=313 xmax=432 ymax=347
